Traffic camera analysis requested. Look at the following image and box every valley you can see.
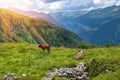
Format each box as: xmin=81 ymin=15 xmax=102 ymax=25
xmin=50 ymin=5 xmax=120 ymax=45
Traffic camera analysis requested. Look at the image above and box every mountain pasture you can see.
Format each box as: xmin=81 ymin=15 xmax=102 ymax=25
xmin=0 ymin=43 xmax=120 ymax=80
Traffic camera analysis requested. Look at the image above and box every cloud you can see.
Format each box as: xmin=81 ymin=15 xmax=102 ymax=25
xmin=0 ymin=0 xmax=120 ymax=13
xmin=0 ymin=0 xmax=33 ymax=10
xmin=93 ymin=0 xmax=117 ymax=8
xmin=116 ymin=1 xmax=120 ymax=5
xmin=30 ymin=1 xmax=62 ymax=13
xmin=93 ymin=0 xmax=116 ymax=5
xmin=60 ymin=0 xmax=94 ymax=10
xmin=42 ymin=0 xmax=62 ymax=3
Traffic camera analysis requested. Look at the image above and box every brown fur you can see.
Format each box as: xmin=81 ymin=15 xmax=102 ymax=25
xmin=74 ymin=49 xmax=83 ymax=59
xmin=38 ymin=44 xmax=50 ymax=53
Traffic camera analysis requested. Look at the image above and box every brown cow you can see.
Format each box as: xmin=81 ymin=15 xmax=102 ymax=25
xmin=38 ymin=44 xmax=50 ymax=53
xmin=74 ymin=49 xmax=83 ymax=59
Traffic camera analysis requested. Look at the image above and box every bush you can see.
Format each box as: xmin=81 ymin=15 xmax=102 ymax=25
xmin=93 ymin=69 xmax=120 ymax=80
xmin=88 ymin=57 xmax=120 ymax=79
xmin=78 ymin=44 xmax=98 ymax=49
xmin=102 ymin=43 xmax=117 ymax=48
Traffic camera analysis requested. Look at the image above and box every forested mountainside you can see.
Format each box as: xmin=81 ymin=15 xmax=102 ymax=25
xmin=0 ymin=9 xmax=87 ymax=47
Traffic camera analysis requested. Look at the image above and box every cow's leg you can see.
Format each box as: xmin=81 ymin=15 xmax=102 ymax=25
xmin=47 ymin=47 xmax=50 ymax=53
xmin=43 ymin=49 xmax=45 ymax=52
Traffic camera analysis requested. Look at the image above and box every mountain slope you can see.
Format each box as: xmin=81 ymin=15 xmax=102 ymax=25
xmin=74 ymin=5 xmax=120 ymax=45
xmin=50 ymin=5 xmax=120 ymax=45
xmin=0 ymin=8 xmax=87 ymax=47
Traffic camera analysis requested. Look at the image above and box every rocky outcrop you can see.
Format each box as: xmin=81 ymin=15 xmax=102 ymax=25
xmin=1 ymin=63 xmax=89 ymax=80
xmin=42 ymin=62 xmax=89 ymax=80
xmin=1 ymin=73 xmax=27 ymax=80
xmin=1 ymin=73 xmax=18 ymax=80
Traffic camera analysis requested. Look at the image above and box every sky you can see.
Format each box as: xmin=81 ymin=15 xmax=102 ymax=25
xmin=0 ymin=0 xmax=120 ymax=13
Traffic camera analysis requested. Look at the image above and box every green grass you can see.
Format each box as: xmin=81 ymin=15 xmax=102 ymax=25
xmin=0 ymin=43 xmax=120 ymax=80
xmin=92 ymin=69 xmax=120 ymax=80
xmin=0 ymin=43 xmax=79 ymax=79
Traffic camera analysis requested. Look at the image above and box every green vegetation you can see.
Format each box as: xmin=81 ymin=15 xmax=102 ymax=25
xmin=0 ymin=43 xmax=120 ymax=80
xmin=0 ymin=43 xmax=79 ymax=79
xmin=93 ymin=69 xmax=120 ymax=80
xmin=0 ymin=8 xmax=87 ymax=47
xmin=40 ymin=26 xmax=86 ymax=47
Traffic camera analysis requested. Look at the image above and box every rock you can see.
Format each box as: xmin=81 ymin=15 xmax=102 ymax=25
xmin=22 ymin=74 xmax=27 ymax=77
xmin=43 ymin=62 xmax=89 ymax=80
xmin=105 ymin=69 xmax=111 ymax=73
xmin=76 ymin=76 xmax=83 ymax=80
xmin=42 ymin=77 xmax=54 ymax=80
xmin=1 ymin=73 xmax=18 ymax=80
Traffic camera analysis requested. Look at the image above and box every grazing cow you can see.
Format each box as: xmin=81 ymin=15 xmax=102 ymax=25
xmin=74 ymin=49 xmax=83 ymax=59
xmin=38 ymin=44 xmax=50 ymax=53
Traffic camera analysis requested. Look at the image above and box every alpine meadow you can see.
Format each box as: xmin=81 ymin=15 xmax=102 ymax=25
xmin=0 ymin=0 xmax=120 ymax=80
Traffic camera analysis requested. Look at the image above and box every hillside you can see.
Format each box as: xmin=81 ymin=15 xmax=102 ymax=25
xmin=0 ymin=8 xmax=87 ymax=47
xmin=0 ymin=43 xmax=120 ymax=80
xmin=50 ymin=5 xmax=120 ymax=45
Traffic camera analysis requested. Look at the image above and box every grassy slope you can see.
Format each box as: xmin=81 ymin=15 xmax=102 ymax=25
xmin=0 ymin=43 xmax=120 ymax=80
xmin=0 ymin=8 xmax=87 ymax=47
xmin=0 ymin=8 xmax=46 ymax=43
